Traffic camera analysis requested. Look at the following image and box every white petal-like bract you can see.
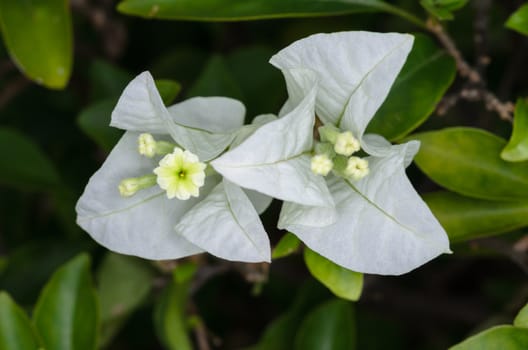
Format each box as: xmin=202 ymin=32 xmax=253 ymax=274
xmin=212 ymin=80 xmax=334 ymax=208
xmin=175 ymin=180 xmax=271 ymax=263
xmin=111 ymin=71 xmax=245 ymax=161
xmin=76 ymin=132 xmax=221 ymax=259
xmin=280 ymin=142 xmax=450 ymax=275
xmin=270 ymin=31 xmax=413 ymax=139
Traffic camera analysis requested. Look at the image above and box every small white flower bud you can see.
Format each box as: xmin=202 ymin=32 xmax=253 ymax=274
xmin=334 ymin=131 xmax=360 ymax=156
xmin=119 ymin=179 xmax=140 ymax=197
xmin=345 ymin=157 xmax=369 ymax=181
xmin=311 ymin=154 xmax=334 ymax=176
xmin=138 ymin=133 xmax=156 ymax=158
xmin=118 ymin=175 xmax=157 ymax=197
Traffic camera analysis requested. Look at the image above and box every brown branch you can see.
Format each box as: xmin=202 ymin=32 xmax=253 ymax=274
xmin=427 ymin=18 xmax=514 ymax=122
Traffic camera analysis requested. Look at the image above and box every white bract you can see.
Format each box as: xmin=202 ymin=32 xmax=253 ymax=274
xmin=76 ymin=72 xmax=277 ymax=263
xmin=268 ymin=31 xmax=451 ymax=275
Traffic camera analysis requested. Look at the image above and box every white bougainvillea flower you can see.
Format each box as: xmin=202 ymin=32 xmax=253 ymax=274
xmin=76 ymin=71 xmax=273 ymax=263
xmin=268 ymin=31 xmax=451 ymax=275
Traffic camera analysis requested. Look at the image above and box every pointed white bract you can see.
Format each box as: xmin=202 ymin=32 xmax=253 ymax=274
xmin=76 ymin=72 xmax=272 ymax=263
xmin=211 ymin=79 xmax=334 ymax=209
xmin=111 ymin=72 xmax=245 ymax=161
xmin=270 ymin=32 xmax=414 ymax=138
xmin=76 ymin=132 xmax=207 ymax=260
xmin=272 ymin=31 xmax=451 ymax=275
xmin=175 ymin=180 xmax=271 ymax=263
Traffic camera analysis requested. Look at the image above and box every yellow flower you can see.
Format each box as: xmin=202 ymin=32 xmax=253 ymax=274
xmin=154 ymin=148 xmax=206 ymax=200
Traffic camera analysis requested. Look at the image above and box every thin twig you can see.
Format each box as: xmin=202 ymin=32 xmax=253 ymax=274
xmin=426 ymin=18 xmax=514 ymax=122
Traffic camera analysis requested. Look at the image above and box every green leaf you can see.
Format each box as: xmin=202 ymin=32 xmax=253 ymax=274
xmin=272 ymin=233 xmax=301 ymax=259
xmin=411 ymin=127 xmax=528 ymax=201
xmin=154 ymin=262 xmax=196 ymax=350
xmin=0 ymin=128 xmax=60 ymax=191
xmin=97 ymin=253 xmax=155 ymax=347
xmin=116 ymin=0 xmax=425 ymax=27
xmin=33 ymin=253 xmax=99 ymax=350
xmin=0 ymin=0 xmax=72 ymax=89
xmin=506 ymin=3 xmax=528 ymax=36
xmin=187 ymin=55 xmax=244 ymax=100
xmin=304 ymin=248 xmax=363 ymax=301
xmin=78 ymin=98 xmax=123 ymax=152
xmin=367 ymin=34 xmax=456 ymax=141
xmin=155 ymin=79 xmax=182 ymax=105
xmin=294 ymin=299 xmax=356 ymax=350
xmin=449 ymin=325 xmax=528 ymax=350
xmin=0 ymin=292 xmax=41 ymax=350
xmin=514 ymin=303 xmax=528 ymax=329
xmin=502 ymin=98 xmax=528 ymax=162
xmin=424 ymin=191 xmax=528 ymax=242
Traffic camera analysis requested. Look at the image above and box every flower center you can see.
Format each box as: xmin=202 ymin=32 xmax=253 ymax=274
xmin=154 ymin=148 xmax=206 ymax=200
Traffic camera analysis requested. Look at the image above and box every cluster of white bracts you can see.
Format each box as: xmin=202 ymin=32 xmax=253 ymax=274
xmin=76 ymin=31 xmax=450 ymax=275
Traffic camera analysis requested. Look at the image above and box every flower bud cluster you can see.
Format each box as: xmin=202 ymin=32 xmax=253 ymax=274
xmin=310 ymin=126 xmax=369 ymax=181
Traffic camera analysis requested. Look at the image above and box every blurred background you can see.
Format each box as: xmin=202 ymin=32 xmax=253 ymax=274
xmin=1 ymin=0 xmax=528 ymax=349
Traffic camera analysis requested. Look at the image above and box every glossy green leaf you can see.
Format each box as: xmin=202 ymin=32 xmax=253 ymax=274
xmin=449 ymin=325 xmax=528 ymax=350
xmin=514 ymin=303 xmax=528 ymax=329
xmin=117 ymin=0 xmax=424 ymax=27
xmin=0 ymin=292 xmax=41 ymax=350
xmin=424 ymin=191 xmax=528 ymax=242
xmin=154 ymin=262 xmax=196 ymax=350
xmin=187 ymin=55 xmax=244 ymax=100
xmin=0 ymin=128 xmax=60 ymax=191
xmin=155 ymin=79 xmax=182 ymax=105
xmin=506 ymin=3 xmax=528 ymax=36
xmin=294 ymin=299 xmax=356 ymax=350
xmin=272 ymin=233 xmax=301 ymax=259
xmin=367 ymin=34 xmax=456 ymax=141
xmin=33 ymin=253 xmax=99 ymax=350
xmin=0 ymin=0 xmax=72 ymax=89
xmin=78 ymin=99 xmax=123 ymax=152
xmin=304 ymin=248 xmax=363 ymax=301
xmin=412 ymin=127 xmax=528 ymax=201
xmin=97 ymin=253 xmax=155 ymax=347
xmin=502 ymin=98 xmax=528 ymax=162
